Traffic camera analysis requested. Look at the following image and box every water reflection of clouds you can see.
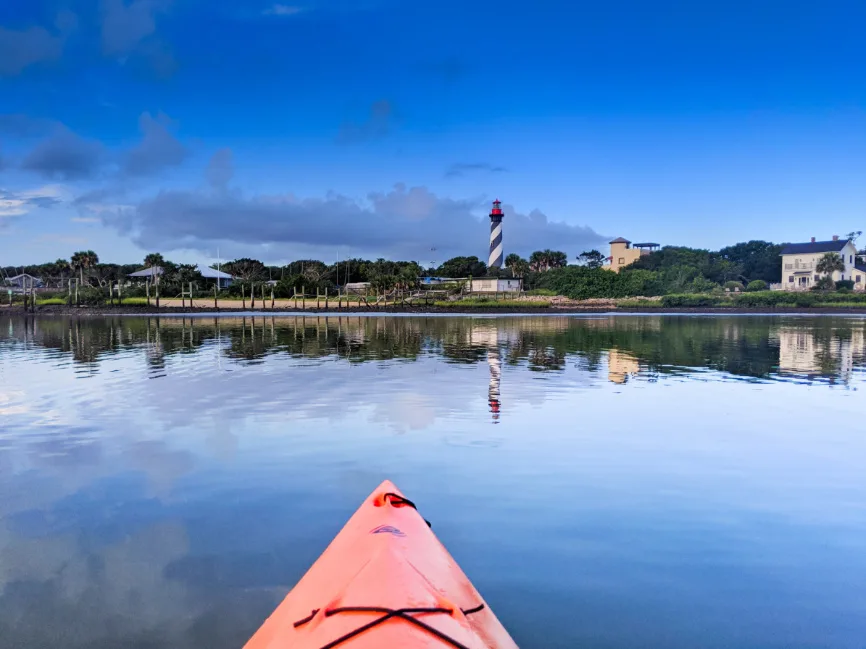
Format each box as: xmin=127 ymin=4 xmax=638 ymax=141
xmin=0 ymin=517 xmax=273 ymax=649
xmin=1 ymin=315 xmax=866 ymax=648
xmin=2 ymin=322 xmax=602 ymax=442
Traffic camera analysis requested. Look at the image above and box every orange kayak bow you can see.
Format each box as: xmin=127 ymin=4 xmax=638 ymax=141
xmin=243 ymin=480 xmax=519 ymax=649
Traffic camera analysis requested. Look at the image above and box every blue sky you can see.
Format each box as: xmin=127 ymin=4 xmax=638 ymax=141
xmin=1 ymin=0 xmax=865 ymax=266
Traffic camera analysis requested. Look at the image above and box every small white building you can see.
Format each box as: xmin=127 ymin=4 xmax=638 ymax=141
xmin=128 ymin=266 xmax=164 ymax=280
xmin=197 ymin=264 xmax=234 ymax=288
xmin=128 ymin=264 xmax=234 ymax=288
xmin=4 ymin=273 xmax=44 ymax=289
xmin=469 ymin=277 xmax=523 ymax=293
xmin=344 ymin=282 xmax=372 ymax=294
xmin=780 ymin=237 xmax=865 ymax=290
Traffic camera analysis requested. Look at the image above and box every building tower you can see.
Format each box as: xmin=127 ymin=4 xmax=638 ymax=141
xmin=488 ymin=199 xmax=504 ymax=269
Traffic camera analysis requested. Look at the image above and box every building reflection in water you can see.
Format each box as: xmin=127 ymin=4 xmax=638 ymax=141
xmin=608 ymin=349 xmax=640 ymax=384
xmin=775 ymin=325 xmax=866 ymax=383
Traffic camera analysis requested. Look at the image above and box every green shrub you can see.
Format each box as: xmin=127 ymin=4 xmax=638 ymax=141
xmin=746 ymin=280 xmax=769 ymax=292
xmin=75 ymin=286 xmax=107 ymax=306
xmin=526 ymin=288 xmax=557 ymax=296
xmin=618 ymin=299 xmax=665 ymax=308
xmin=814 ymin=276 xmax=835 ymax=291
xmin=730 ymin=291 xmax=866 ymax=308
xmin=688 ymin=275 xmax=718 ymax=293
xmin=36 ymin=298 xmax=66 ymax=305
xmin=724 ymin=281 xmax=745 ymax=291
xmin=734 ymin=291 xmax=794 ymax=307
xmin=534 ymin=266 xmax=662 ymax=300
xmin=836 ymin=280 xmax=855 ymax=291
xmin=122 ymin=285 xmax=148 ymax=298
xmin=661 ymin=294 xmax=727 ymax=307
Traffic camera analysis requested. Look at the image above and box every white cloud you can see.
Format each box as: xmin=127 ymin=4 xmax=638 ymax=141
xmin=70 ymin=216 xmax=101 ymax=223
xmin=0 ymin=185 xmax=68 ymax=219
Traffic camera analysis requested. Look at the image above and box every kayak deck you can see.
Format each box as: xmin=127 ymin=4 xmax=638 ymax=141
xmin=243 ymin=480 xmax=519 ymax=649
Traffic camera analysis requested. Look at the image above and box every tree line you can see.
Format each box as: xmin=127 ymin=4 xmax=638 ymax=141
xmin=5 ymin=235 xmax=864 ymax=299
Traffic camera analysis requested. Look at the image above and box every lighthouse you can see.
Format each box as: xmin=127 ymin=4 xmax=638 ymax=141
xmin=488 ymin=199 xmax=504 ymax=269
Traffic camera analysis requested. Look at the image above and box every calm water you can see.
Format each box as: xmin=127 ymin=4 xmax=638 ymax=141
xmin=1 ymin=314 xmax=865 ymax=649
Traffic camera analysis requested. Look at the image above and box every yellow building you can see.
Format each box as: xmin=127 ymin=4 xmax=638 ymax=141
xmin=607 ymin=238 xmax=659 ymax=273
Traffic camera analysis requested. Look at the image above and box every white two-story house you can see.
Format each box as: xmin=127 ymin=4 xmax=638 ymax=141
xmin=779 ymin=236 xmax=865 ymax=291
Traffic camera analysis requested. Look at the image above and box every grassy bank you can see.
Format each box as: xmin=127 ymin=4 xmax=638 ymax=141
xmin=434 ymin=298 xmax=551 ymax=309
xmin=618 ymin=291 xmax=866 ymax=309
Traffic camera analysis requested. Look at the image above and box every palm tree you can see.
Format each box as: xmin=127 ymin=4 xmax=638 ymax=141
xmin=816 ymin=252 xmax=845 ymax=289
xmin=513 ymin=259 xmax=530 ymax=278
xmin=143 ymin=253 xmax=165 ymax=283
xmin=396 ymin=266 xmax=417 ymax=290
xmin=54 ymin=258 xmax=71 ymax=283
xmin=529 ymin=250 xmax=547 ymax=272
xmin=70 ymin=250 xmax=99 ymax=285
xmin=529 ymin=249 xmax=568 ymax=272
xmin=144 ymin=253 xmax=164 ymax=268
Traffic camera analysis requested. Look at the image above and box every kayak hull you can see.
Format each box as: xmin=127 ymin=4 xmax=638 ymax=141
xmin=243 ymin=480 xmax=519 ymax=649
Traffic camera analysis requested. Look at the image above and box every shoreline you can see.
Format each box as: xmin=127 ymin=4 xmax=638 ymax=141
xmin=6 ymin=304 xmax=866 ymax=316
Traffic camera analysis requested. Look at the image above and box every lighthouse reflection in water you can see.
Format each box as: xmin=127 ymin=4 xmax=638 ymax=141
xmin=470 ymin=324 xmax=503 ymax=422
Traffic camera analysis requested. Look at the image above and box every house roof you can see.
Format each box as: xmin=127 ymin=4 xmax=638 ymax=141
xmin=855 ymin=264 xmax=866 ymax=274
xmin=779 ymin=240 xmax=850 ymax=255
xmin=196 ymin=264 xmax=233 ymax=279
xmin=609 ymin=237 xmax=631 ymax=244
xmin=128 ymin=266 xmax=164 ymax=277
xmin=128 ymin=264 xmax=233 ymax=279
xmin=632 ymin=242 xmax=659 ymax=248
xmin=7 ymin=273 xmax=42 ymax=281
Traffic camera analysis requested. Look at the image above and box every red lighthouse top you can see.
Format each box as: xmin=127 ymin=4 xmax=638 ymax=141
xmin=490 ymin=199 xmax=503 ymax=215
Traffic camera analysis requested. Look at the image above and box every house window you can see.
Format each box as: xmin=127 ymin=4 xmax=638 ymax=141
xmin=814 ymin=275 xmax=820 ymax=282
xmin=841 ymin=274 xmax=845 ymax=280
xmin=618 ymin=257 xmax=625 ymax=264
xmin=788 ymin=276 xmax=794 ymax=282
xmin=851 ymin=255 xmax=854 ymax=264
xmin=857 ymin=275 xmax=862 ymax=283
